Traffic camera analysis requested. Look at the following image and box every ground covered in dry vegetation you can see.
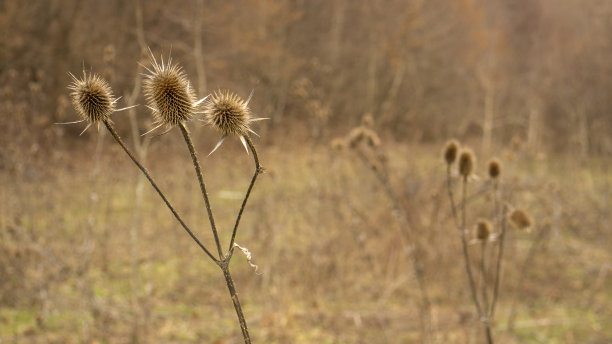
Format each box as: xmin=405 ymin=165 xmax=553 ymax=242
xmin=1 ymin=132 xmax=610 ymax=343
xmin=2 ymin=1 xmax=612 ymax=342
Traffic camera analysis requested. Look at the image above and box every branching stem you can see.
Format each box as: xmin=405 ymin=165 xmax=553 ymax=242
xmin=179 ymin=122 xmax=224 ymax=259
xmin=103 ymin=120 xmax=218 ymax=263
xmin=228 ymin=135 xmax=262 ymax=254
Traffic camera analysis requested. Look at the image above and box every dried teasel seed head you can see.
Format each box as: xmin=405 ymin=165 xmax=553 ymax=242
xmin=476 ymin=219 xmax=491 ymax=241
xmin=458 ymin=148 xmax=475 ymax=178
xmin=204 ymin=90 xmax=251 ymax=136
xmin=443 ymin=140 xmax=460 ymax=165
xmin=488 ymin=158 xmax=502 ymax=179
xmin=69 ymin=72 xmax=115 ymax=123
xmin=362 ymin=113 xmax=374 ymax=127
xmin=509 ymin=209 xmax=533 ymax=231
xmin=363 ymin=128 xmax=381 ymax=148
xmin=348 ymin=127 xmax=367 ymax=148
xmin=143 ymin=54 xmax=196 ymax=127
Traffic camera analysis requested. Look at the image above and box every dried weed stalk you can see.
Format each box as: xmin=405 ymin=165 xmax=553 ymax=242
xmin=336 ymin=123 xmax=432 ymax=343
xmin=443 ymin=140 xmax=536 ymax=344
xmin=64 ymin=55 xmax=264 ymax=343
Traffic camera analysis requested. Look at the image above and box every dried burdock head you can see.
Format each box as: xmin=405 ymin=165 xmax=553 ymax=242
xmin=203 ymin=89 xmax=266 ymax=155
xmin=476 ymin=219 xmax=491 ymax=241
xmin=143 ymin=51 xmax=202 ymax=135
xmin=458 ymin=148 xmax=475 ymax=178
xmin=65 ymin=71 xmax=123 ymax=135
xmin=330 ymin=138 xmax=348 ymax=151
xmin=509 ymin=209 xmax=532 ymax=231
xmin=488 ymin=158 xmax=501 ymax=179
xmin=443 ymin=140 xmax=460 ymax=165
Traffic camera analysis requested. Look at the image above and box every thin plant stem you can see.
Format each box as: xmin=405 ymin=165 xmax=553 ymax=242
xmin=457 ymin=174 xmax=494 ymax=343
xmin=356 ymin=149 xmax=431 ymax=342
xmin=221 ymin=264 xmax=251 ymax=343
xmin=103 ymin=120 xmax=218 ymax=263
xmin=480 ymin=241 xmax=490 ymax=318
xmin=446 ymin=164 xmax=459 ymax=228
xmin=178 ymin=122 xmax=224 ymax=259
xmin=489 ymin=196 xmax=507 ymax=319
xmin=506 ymin=225 xmax=548 ymax=331
xmin=228 ymin=135 xmax=261 ymax=253
xmin=456 ymin=175 xmax=483 ymax=317
xmin=461 ymin=176 xmax=494 ymax=344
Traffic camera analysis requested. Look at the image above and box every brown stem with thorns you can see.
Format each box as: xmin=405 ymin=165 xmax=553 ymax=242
xmin=103 ymin=120 xmax=218 ymax=263
xmin=228 ymin=135 xmax=262 ymax=253
xmin=221 ymin=263 xmax=251 ymax=343
xmin=179 ymin=125 xmax=255 ymax=343
xmin=179 ymin=122 xmax=224 ymax=259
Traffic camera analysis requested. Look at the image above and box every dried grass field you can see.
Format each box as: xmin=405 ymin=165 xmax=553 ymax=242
xmin=2 ymin=1 xmax=612 ymax=343
xmin=1 ymin=130 xmax=610 ymax=343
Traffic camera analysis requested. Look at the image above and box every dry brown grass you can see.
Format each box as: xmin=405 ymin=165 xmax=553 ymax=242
xmin=0 ymin=134 xmax=611 ymax=343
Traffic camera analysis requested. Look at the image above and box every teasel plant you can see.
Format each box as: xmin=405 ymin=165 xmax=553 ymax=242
xmin=335 ymin=122 xmax=433 ymax=343
xmin=443 ymin=142 xmax=493 ymax=343
xmin=443 ymin=140 xmax=536 ymax=344
xmin=62 ymin=52 xmax=265 ymax=343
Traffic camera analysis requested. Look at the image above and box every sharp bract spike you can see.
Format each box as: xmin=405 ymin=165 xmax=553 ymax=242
xmin=79 ymin=123 xmax=93 ymax=136
xmin=208 ymin=136 xmax=227 ymax=156
xmin=239 ymin=135 xmax=250 ymax=155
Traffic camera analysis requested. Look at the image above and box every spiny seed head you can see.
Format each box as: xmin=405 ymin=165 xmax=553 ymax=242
xmin=509 ymin=209 xmax=532 ymax=230
xmin=68 ymin=72 xmax=114 ymax=123
xmin=143 ymin=55 xmax=195 ymax=126
xmin=488 ymin=158 xmax=502 ymax=179
xmin=458 ymin=148 xmax=476 ymax=178
xmin=444 ymin=140 xmax=460 ymax=165
xmin=363 ymin=128 xmax=381 ymax=148
xmin=204 ymin=90 xmax=251 ymax=136
xmin=476 ymin=219 xmax=491 ymax=241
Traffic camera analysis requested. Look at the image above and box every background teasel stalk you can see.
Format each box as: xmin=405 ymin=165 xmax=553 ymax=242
xmin=66 ymin=54 xmax=264 ymax=344
xmin=443 ymin=140 xmax=537 ymax=344
xmin=334 ymin=122 xmax=433 ymax=343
